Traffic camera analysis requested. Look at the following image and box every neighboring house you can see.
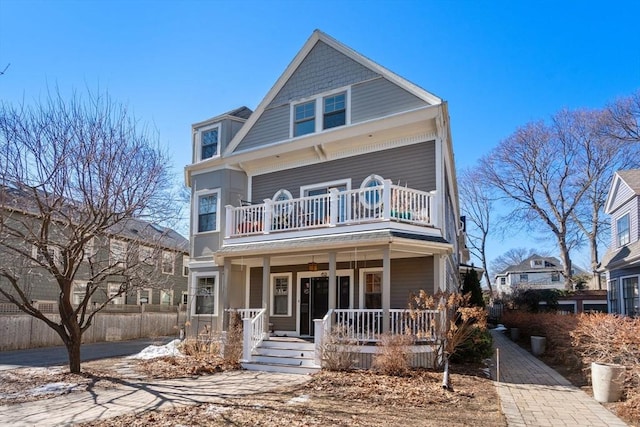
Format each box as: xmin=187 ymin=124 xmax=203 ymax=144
xmin=495 ymin=254 xmax=588 ymax=296
xmin=0 ymin=186 xmax=189 ymax=311
xmin=184 ymin=30 xmax=467 ymax=371
xmin=601 ymin=169 xmax=640 ymax=316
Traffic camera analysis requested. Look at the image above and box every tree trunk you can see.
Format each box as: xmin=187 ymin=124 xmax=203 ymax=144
xmin=590 ymin=235 xmax=601 ymax=290
xmin=66 ymin=335 xmax=82 ymax=374
xmin=558 ymin=237 xmax=573 ymax=291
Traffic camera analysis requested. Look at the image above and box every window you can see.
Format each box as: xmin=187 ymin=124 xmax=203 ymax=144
xmin=363 ymin=270 xmax=382 ymax=309
xmin=519 ymin=274 xmax=528 ymax=282
xmin=84 ymin=238 xmax=95 ymax=262
xmin=110 ymin=239 xmax=128 ymax=267
xmin=72 ymin=281 xmax=89 ymax=306
xmin=294 ymin=101 xmax=315 ymax=136
xmin=617 ymin=214 xmax=630 ymax=246
xmin=609 ymin=279 xmax=620 ymax=314
xmin=500 ymin=277 xmax=506 ymax=285
xmin=551 ymin=273 xmax=560 ymax=282
xmin=323 ymin=92 xmax=346 ymax=129
xmin=181 ymin=291 xmax=188 ymax=305
xmin=138 ymin=288 xmax=152 ymax=304
xmin=199 ymin=125 xmax=220 ymax=160
xmin=160 ymin=290 xmax=173 ymax=306
xmin=182 ymin=255 xmax=189 ymax=277
xmin=271 ymin=273 xmax=292 ymax=316
xmin=139 ymin=245 xmax=155 ymax=265
xmin=194 ymin=275 xmax=217 ymax=315
xmin=108 ymin=283 xmax=125 ymax=305
xmin=273 ymin=189 xmax=293 ymax=202
xmin=162 ymin=251 xmax=175 ymax=275
xmin=32 ymin=245 xmax=59 ymax=266
xmin=360 ymin=174 xmax=384 ymax=209
xmin=622 ymin=276 xmax=639 ymax=316
xmin=196 ymin=190 xmax=220 ymax=233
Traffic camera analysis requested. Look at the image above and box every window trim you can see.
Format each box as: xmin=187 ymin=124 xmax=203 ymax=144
xmin=197 ymin=123 xmax=221 ymax=161
xmin=323 ymin=92 xmax=347 ymax=130
xmin=161 ymin=250 xmax=175 ymax=275
xmin=519 ymin=274 xmax=528 ymax=282
xmin=273 ymin=189 xmax=293 ymax=201
xmin=608 ymin=278 xmax=620 ymax=314
xmin=137 ymin=288 xmax=153 ymax=305
xmin=182 ymin=255 xmax=189 ymax=277
xmin=139 ymin=245 xmax=155 ymax=265
xmin=359 ymin=267 xmax=383 ymax=309
xmin=109 ymin=239 xmax=128 ymax=268
xmin=31 ymin=244 xmax=61 ymax=266
xmin=194 ymin=188 xmax=221 ymax=234
xmin=160 ymin=289 xmax=173 ymax=306
xmin=621 ymin=275 xmax=639 ymax=316
xmin=300 ymin=179 xmax=352 ymax=198
xmin=270 ymin=273 xmax=293 ymax=317
xmin=107 ymin=282 xmax=125 ymax=305
xmin=360 ymin=174 xmax=385 ymax=209
xmin=72 ymin=280 xmax=90 ymax=306
xmin=191 ymin=271 xmax=219 ymax=317
xmin=289 ymin=87 xmax=351 ymax=139
xmin=617 ymin=213 xmax=630 ymax=247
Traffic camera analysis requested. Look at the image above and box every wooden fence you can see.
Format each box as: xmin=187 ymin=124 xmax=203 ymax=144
xmin=0 ymin=308 xmax=187 ymax=351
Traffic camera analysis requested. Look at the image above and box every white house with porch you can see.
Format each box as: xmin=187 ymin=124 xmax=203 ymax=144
xmin=184 ymin=30 xmax=467 ymax=373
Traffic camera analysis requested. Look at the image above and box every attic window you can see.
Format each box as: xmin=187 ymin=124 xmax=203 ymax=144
xmin=294 ymin=101 xmax=315 ymax=136
xmin=199 ymin=124 xmax=220 ymax=160
xmin=323 ymin=93 xmax=346 ymax=129
xmin=291 ymin=88 xmax=350 ymax=138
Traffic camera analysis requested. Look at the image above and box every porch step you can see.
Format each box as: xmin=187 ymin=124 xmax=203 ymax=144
xmin=242 ymin=338 xmax=320 ymax=375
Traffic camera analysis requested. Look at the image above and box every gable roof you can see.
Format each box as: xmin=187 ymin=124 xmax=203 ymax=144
xmin=223 ymin=29 xmax=442 ymax=156
xmin=604 ymin=169 xmax=640 ymax=214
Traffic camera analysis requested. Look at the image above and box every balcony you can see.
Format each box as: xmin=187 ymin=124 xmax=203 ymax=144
xmin=225 ymin=180 xmax=435 ymax=239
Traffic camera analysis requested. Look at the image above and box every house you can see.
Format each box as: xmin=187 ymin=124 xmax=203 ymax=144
xmin=0 ymin=185 xmax=189 ymax=312
xmin=184 ymin=30 xmax=467 ymax=372
xmin=601 ymin=169 xmax=640 ymax=316
xmin=494 ymin=254 xmax=606 ymax=313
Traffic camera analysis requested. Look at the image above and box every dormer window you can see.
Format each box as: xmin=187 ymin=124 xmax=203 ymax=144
xmin=291 ymin=88 xmax=350 ymax=138
xmin=199 ymin=124 xmax=220 ymax=160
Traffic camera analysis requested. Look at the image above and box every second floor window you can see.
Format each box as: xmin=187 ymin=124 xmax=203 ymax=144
xmin=323 ymin=93 xmax=346 ymax=129
xmin=197 ymin=191 xmax=219 ymax=233
xmin=294 ymin=101 xmax=315 ymax=136
xmin=110 ymin=239 xmax=128 ymax=267
xmin=617 ymin=214 xmax=630 ymax=247
xmin=200 ymin=125 xmax=220 ymax=160
xmin=162 ymin=251 xmax=175 ymax=275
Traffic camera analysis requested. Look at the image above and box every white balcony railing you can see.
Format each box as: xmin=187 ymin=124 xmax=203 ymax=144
xmin=226 ymin=180 xmax=435 ymax=238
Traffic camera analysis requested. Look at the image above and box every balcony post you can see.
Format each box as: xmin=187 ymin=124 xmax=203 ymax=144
xmin=225 ymin=205 xmax=234 ymax=238
xmin=263 ymin=199 xmax=272 ymax=234
xmin=329 ymin=188 xmax=339 ymax=226
xmin=382 ymin=179 xmax=392 ymax=219
xmin=382 ymin=246 xmax=391 ymax=333
xmin=328 ymin=251 xmax=336 ymax=310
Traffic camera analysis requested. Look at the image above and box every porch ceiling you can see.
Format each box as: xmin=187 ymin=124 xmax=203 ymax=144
xmin=215 ymin=229 xmax=451 ymax=267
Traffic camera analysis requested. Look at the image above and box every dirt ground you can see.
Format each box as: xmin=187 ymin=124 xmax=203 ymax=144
xmin=0 ymin=355 xmax=506 ymax=426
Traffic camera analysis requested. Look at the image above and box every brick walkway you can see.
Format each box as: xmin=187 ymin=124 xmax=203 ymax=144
xmin=491 ymin=329 xmax=628 ymax=426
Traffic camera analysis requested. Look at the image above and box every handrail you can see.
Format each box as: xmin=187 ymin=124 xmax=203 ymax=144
xmin=329 ymin=308 xmax=440 ymax=342
xmin=225 ymin=183 xmax=435 ymax=238
xmin=241 ymin=308 xmax=266 ymax=362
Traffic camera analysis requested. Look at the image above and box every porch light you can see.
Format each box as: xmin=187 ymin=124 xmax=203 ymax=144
xmin=308 ymin=257 xmax=318 ymax=271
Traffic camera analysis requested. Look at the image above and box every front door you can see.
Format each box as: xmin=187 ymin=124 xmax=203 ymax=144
xmin=299 ymin=275 xmax=350 ymax=336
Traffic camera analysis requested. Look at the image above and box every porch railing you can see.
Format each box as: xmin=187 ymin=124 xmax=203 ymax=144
xmin=225 ymin=180 xmax=435 ymax=238
xmin=241 ymin=308 xmax=266 ymax=362
xmin=322 ymin=308 xmax=440 ymax=342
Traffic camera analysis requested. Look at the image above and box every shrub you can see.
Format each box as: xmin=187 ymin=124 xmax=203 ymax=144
xmin=372 ymin=333 xmax=414 ymax=376
xmin=223 ymin=311 xmax=243 ymax=366
xmin=450 ymin=327 xmax=493 ymax=364
xmin=321 ymin=326 xmax=359 ymax=371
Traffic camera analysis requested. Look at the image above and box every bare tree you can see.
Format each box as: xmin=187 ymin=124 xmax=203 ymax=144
xmin=603 ymin=90 xmax=640 ymax=142
xmin=569 ymin=107 xmax=640 ymax=289
xmin=458 ymin=167 xmax=495 ymax=295
xmin=479 ymin=111 xmax=606 ymax=289
xmin=0 ymin=90 xmax=178 ymax=373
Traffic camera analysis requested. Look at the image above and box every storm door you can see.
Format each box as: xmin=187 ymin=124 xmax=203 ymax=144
xmin=299 ymin=275 xmax=351 ymax=336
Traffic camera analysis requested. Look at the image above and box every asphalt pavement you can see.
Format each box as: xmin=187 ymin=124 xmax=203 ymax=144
xmin=0 ymin=336 xmax=175 ymax=370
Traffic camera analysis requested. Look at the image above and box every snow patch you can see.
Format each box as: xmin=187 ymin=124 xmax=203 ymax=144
xmin=204 ymin=404 xmax=231 ymax=415
xmin=287 ymin=394 xmax=310 ymax=404
xmin=128 ymin=339 xmax=184 ymax=360
xmin=31 ymin=382 xmax=78 ymax=396
xmin=494 ymin=324 xmax=507 ymax=331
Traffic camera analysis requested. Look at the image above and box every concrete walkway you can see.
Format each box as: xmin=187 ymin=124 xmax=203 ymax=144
xmin=491 ymin=329 xmax=628 ymax=426
xmin=0 ymin=370 xmax=310 ymax=426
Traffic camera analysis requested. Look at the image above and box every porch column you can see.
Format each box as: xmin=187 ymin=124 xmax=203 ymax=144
xmin=382 ymin=246 xmax=391 ymax=333
xmin=328 ymin=251 xmax=337 ymax=310
xmin=262 ymin=256 xmax=270 ymax=338
xmin=222 ymin=258 xmax=231 ymax=330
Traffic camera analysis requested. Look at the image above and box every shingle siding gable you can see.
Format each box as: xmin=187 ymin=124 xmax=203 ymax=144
xmin=269 ymin=41 xmax=378 ymax=108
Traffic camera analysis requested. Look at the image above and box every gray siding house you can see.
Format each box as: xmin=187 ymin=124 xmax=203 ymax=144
xmin=184 ymin=31 xmax=467 ymax=371
xmin=602 ymin=170 xmax=640 ymax=316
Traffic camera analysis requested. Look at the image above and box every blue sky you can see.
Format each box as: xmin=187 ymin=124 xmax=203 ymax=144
xmin=1 ymin=0 xmax=639 ymax=269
